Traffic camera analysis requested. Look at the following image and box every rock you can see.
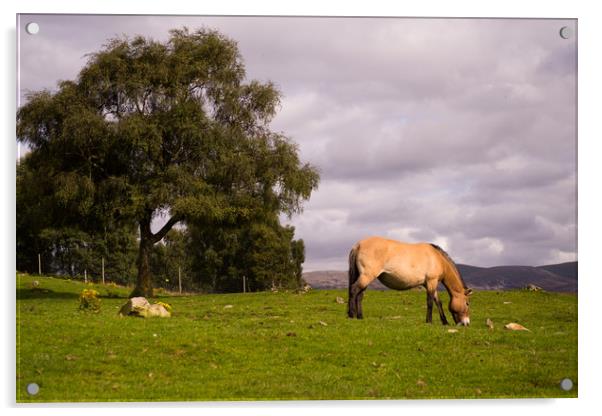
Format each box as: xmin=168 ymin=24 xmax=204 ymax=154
xmin=118 ymin=297 xmax=171 ymax=318
xmin=147 ymin=303 xmax=171 ymax=318
xmin=486 ymin=318 xmax=494 ymax=330
xmin=118 ymin=297 xmax=150 ymax=317
xmin=297 ymin=284 xmax=311 ymax=293
xmin=504 ymin=322 xmax=530 ymax=331
xmin=335 ymin=296 xmax=345 ymax=304
xmin=524 ymin=284 xmax=543 ymax=292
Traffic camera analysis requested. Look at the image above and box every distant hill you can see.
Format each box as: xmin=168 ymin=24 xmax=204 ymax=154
xmin=457 ymin=263 xmax=577 ymax=292
xmin=536 ymin=262 xmax=578 ymax=280
xmin=303 ymin=261 xmax=577 ymax=292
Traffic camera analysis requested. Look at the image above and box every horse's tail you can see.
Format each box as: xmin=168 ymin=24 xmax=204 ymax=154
xmin=348 ymin=244 xmax=360 ymax=288
xmin=348 ymin=244 xmax=360 ymax=317
xmin=348 ymin=244 xmax=360 ymax=291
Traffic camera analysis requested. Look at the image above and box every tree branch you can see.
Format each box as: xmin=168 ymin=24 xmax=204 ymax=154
xmin=151 ymin=215 xmax=181 ymax=243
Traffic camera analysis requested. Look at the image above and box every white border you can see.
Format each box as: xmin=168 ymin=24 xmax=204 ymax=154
xmin=3 ymin=1 xmax=601 ymax=415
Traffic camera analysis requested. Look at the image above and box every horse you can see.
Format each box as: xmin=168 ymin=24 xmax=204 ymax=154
xmin=347 ymin=236 xmax=473 ymax=325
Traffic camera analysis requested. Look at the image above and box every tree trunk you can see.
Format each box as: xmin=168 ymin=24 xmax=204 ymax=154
xmin=129 ymin=213 xmax=181 ymax=298
xmin=131 ymin=237 xmax=153 ymax=298
xmin=130 ymin=218 xmax=154 ymax=298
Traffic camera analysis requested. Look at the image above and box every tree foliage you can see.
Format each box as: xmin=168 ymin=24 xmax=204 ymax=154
xmin=188 ymin=216 xmax=306 ymax=293
xmin=17 ymin=28 xmax=319 ymax=296
xmin=149 ymin=228 xmax=195 ymax=292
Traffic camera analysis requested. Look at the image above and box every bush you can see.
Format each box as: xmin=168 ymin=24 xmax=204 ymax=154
xmin=79 ymin=289 xmax=101 ymax=312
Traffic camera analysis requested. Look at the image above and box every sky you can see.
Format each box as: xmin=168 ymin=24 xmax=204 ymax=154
xmin=17 ymin=14 xmax=577 ymax=270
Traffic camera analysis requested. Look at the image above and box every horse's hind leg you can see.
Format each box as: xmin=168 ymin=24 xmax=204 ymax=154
xmin=348 ymin=288 xmax=356 ymax=318
xmin=348 ymin=283 xmax=358 ymax=318
xmin=349 ymin=274 xmax=371 ymax=319
xmin=348 ymin=281 xmax=364 ymax=319
xmin=355 ymin=288 xmax=366 ymax=319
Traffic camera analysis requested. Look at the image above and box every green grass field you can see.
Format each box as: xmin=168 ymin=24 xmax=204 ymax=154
xmin=16 ymin=273 xmax=577 ymax=402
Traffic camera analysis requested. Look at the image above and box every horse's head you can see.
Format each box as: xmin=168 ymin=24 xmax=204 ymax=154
xmin=449 ymin=288 xmax=473 ymax=326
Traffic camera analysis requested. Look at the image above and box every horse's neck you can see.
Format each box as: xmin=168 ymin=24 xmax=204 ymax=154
xmin=441 ymin=271 xmax=464 ymax=297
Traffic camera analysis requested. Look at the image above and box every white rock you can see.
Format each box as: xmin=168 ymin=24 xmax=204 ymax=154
xmin=118 ymin=297 xmax=170 ymax=318
xmin=147 ymin=304 xmax=171 ymax=318
xmin=504 ymin=322 xmax=530 ymax=331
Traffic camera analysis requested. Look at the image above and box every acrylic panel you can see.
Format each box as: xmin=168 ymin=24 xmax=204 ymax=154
xmin=16 ymin=14 xmax=577 ymax=402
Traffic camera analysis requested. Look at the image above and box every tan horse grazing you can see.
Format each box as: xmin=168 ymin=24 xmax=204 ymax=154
xmin=348 ymin=236 xmax=473 ymax=325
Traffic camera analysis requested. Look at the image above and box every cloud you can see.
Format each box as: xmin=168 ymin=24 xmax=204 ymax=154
xmin=18 ymin=15 xmax=577 ymax=270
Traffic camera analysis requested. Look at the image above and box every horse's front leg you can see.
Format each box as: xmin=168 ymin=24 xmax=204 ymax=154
xmin=433 ymin=291 xmax=449 ymax=325
xmin=426 ymin=290 xmax=434 ymax=323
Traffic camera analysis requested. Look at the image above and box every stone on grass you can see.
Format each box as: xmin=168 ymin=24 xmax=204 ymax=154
xmin=118 ymin=297 xmax=171 ymax=318
xmin=147 ymin=303 xmax=171 ymax=317
xmin=504 ymin=322 xmax=530 ymax=331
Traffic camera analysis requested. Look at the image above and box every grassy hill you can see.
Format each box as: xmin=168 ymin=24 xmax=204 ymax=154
xmin=16 ymin=273 xmax=577 ymax=402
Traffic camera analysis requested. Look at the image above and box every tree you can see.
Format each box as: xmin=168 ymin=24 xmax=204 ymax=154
xmin=290 ymin=238 xmax=306 ymax=288
xmin=150 ymin=228 xmax=195 ymax=291
xmin=187 ymin=215 xmax=306 ymax=293
xmin=17 ymin=28 xmax=319 ymax=297
xmin=245 ymin=222 xmax=301 ymax=291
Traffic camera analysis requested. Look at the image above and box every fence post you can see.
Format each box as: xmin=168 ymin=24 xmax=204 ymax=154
xmin=178 ymin=266 xmax=182 ymax=294
xmin=38 ymin=253 xmax=41 ymax=275
xmin=84 ymin=269 xmax=87 ymax=284
xmin=101 ymin=257 xmax=105 ymax=285
xmin=243 ymin=275 xmax=246 ymax=293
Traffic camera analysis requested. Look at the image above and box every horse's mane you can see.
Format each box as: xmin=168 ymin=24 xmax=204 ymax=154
xmin=430 ymin=244 xmax=467 ymax=289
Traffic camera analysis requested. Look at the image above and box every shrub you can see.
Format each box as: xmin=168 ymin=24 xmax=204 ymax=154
xmin=79 ymin=289 xmax=101 ymax=312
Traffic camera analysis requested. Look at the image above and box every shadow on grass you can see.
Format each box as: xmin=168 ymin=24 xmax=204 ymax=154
xmin=102 ymin=293 xmax=129 ymax=299
xmin=16 ymin=288 xmax=79 ymax=300
xmin=17 ymin=289 xmax=130 ymax=300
